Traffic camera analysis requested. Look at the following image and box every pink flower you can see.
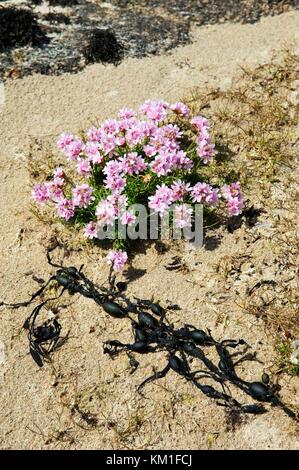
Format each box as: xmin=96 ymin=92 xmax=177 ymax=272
xmin=191 ymin=116 xmax=209 ymax=131
xmin=84 ymin=221 xmax=98 ymax=239
xmin=96 ymin=199 xmax=117 ymax=226
xmin=143 ymin=144 xmax=159 ymax=158
xmin=76 ymin=159 xmax=91 ymax=176
xmin=227 ymin=197 xmax=244 ymax=216
xmin=173 ymin=150 xmax=193 ymax=170
xmin=190 ymin=183 xmax=208 ymax=203
xmin=222 ymin=182 xmax=242 ymax=200
xmin=222 ymin=182 xmax=244 ymax=216
xmin=126 ymin=122 xmax=145 ymax=146
xmin=148 ymin=184 xmax=174 ymax=214
xmin=85 ymin=143 xmax=103 ymax=164
xmin=103 ymin=160 xmax=123 ymax=178
xmin=46 ymin=182 xmax=63 ymax=202
xmin=171 ymin=180 xmax=191 ymax=201
xmin=57 ymin=198 xmax=75 ymax=221
xmin=162 ymin=124 xmax=182 ymax=141
xmin=140 ymin=100 xmax=169 ymax=122
xmin=118 ymin=107 xmax=135 ymax=119
xmin=197 ymin=126 xmax=210 ymax=141
xmin=119 ymin=152 xmax=147 ymax=175
xmin=104 ymin=175 xmax=126 ymax=193
xmin=170 ymin=102 xmax=190 ymax=118
xmin=57 ymin=133 xmax=74 ymax=150
xmin=100 ymin=134 xmax=118 ymax=156
xmin=32 ymin=183 xmax=50 ymax=204
xmin=53 ymin=167 xmax=65 ymax=185
xmin=205 ymin=188 xmax=219 ymax=206
xmin=119 ymin=117 xmax=137 ymax=132
xmin=72 ymin=184 xmax=94 ymax=208
xmin=31 ymin=180 xmax=62 ymax=204
xmin=57 ymin=134 xmax=83 ymax=160
xmin=174 ymin=204 xmax=193 ymax=228
xmin=121 ymin=211 xmax=136 ymax=226
xmin=101 ymin=119 xmax=119 ymax=135
xmin=86 ymin=127 xmax=101 ymax=142
xmin=115 ymin=135 xmax=126 ymax=147
xmin=107 ymin=193 xmax=128 ymax=212
xmin=150 ymin=154 xmax=172 ymax=177
xmin=190 ymin=183 xmax=219 ymax=206
xmin=107 ymin=249 xmax=128 ymax=272
xmin=64 ymin=138 xmax=84 ymax=160
xmin=143 ymin=125 xmax=178 ymax=157
xmin=196 ymin=139 xmax=215 ymax=163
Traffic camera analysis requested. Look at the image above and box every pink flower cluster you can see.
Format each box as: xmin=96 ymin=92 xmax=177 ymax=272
xmin=191 ymin=116 xmax=216 ymax=163
xmin=32 ymin=167 xmax=94 ymax=221
xmin=222 ymin=182 xmax=244 ymax=216
xmin=148 ymin=180 xmax=221 ymax=228
xmin=54 ymin=101 xmax=214 ymax=183
xmin=107 ymin=249 xmax=128 ymax=272
xmin=190 ymin=182 xmax=219 ymax=206
xmin=31 ymin=167 xmax=65 ymax=205
xmin=32 ymin=99 xmax=244 ymax=271
xmin=174 ymin=204 xmax=193 ymax=229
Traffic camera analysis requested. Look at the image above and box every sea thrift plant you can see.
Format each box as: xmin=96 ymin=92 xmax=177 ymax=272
xmin=32 ymin=100 xmax=244 ymax=271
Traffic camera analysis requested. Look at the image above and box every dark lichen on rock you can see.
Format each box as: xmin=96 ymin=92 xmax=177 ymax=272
xmin=0 ymin=7 xmax=49 ymax=52
xmin=0 ymin=0 xmax=297 ymax=80
xmin=82 ymin=29 xmax=124 ymax=64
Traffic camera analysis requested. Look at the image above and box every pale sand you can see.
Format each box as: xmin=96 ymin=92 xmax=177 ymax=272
xmin=0 ymin=10 xmax=298 ymax=450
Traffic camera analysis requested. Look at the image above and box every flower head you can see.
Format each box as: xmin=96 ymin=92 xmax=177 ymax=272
xmin=140 ymin=99 xmax=169 ymax=122
xmin=62 ymin=138 xmax=84 ymax=160
xmin=53 ymin=167 xmax=65 ymax=186
xmin=170 ymin=102 xmax=190 ymax=118
xmin=174 ymin=204 xmax=193 ymax=229
xmin=190 ymin=183 xmax=219 ymax=206
xmin=57 ymin=133 xmax=74 ymax=150
xmin=107 ymin=193 xmax=128 ymax=212
xmin=196 ymin=139 xmax=215 ymax=163
xmin=76 ymin=159 xmax=91 ymax=176
xmin=222 ymin=182 xmax=242 ymax=200
xmin=96 ymin=199 xmax=117 ymax=226
xmin=46 ymin=182 xmax=63 ymax=202
xmin=121 ymin=211 xmax=136 ymax=226
xmin=104 ymin=175 xmax=126 ymax=193
xmin=148 ymin=184 xmax=174 ymax=214
xmin=57 ymin=198 xmax=75 ymax=221
xmin=191 ymin=116 xmax=209 ymax=131
xmin=32 ymin=183 xmax=50 ymax=204
xmin=85 ymin=142 xmax=103 ymax=164
xmin=84 ymin=221 xmax=98 ymax=239
xmin=171 ymin=180 xmax=191 ymax=201
xmin=118 ymin=107 xmax=135 ymax=119
xmin=86 ymin=127 xmax=101 ymax=142
xmin=222 ymin=182 xmax=244 ymax=216
xmin=227 ymin=197 xmax=244 ymax=216
xmin=72 ymin=184 xmax=94 ymax=208
xmin=103 ymin=160 xmax=123 ymax=178
xmin=119 ymin=152 xmax=147 ymax=175
xmin=107 ymin=249 xmax=128 ymax=272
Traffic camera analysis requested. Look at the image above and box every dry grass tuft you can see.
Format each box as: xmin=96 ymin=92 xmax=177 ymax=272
xmin=185 ymin=44 xmax=299 ymax=186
